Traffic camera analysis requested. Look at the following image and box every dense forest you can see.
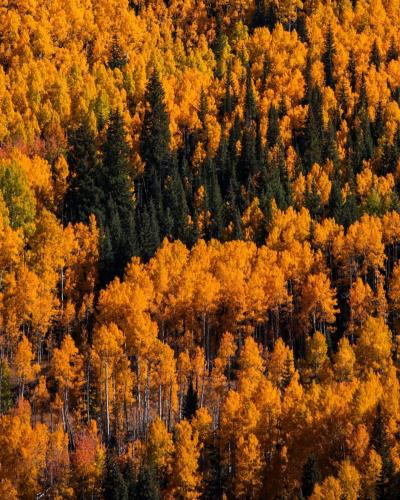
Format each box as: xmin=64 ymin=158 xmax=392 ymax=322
xmin=2 ymin=0 xmax=400 ymax=498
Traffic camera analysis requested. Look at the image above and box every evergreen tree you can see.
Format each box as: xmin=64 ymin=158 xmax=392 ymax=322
xmin=348 ymin=49 xmax=357 ymax=92
xmin=213 ymin=17 xmax=229 ymax=79
xmin=134 ymin=462 xmax=160 ymax=500
xmin=303 ymin=86 xmax=323 ymax=171
xmin=323 ymin=119 xmax=339 ymax=167
xmin=253 ymin=0 xmax=268 ymax=29
xmin=301 ymin=455 xmax=320 ymax=498
xmin=206 ymin=159 xmax=224 ymax=240
xmin=98 ymin=110 xmax=138 ymax=284
xmin=387 ymin=37 xmax=399 ymax=63
xmin=163 ymin=159 xmax=190 ymax=243
xmin=370 ymin=39 xmax=381 ymax=70
xmin=305 ymin=180 xmax=322 ymax=219
xmin=103 ymin=453 xmax=128 ymax=500
xmin=222 ymin=61 xmax=233 ymax=116
xmin=183 ymin=379 xmax=198 ymax=421
xmin=64 ymin=118 xmax=103 ymax=225
xmin=139 ymin=201 xmax=160 ymax=262
xmin=244 ymin=65 xmax=257 ymax=124
xmin=261 ymin=54 xmax=270 ymax=92
xmin=322 ymin=25 xmax=336 ymax=88
xmin=108 ymin=34 xmax=128 ymax=70
xmin=199 ymin=88 xmax=208 ymax=129
xmin=372 ymin=403 xmax=395 ymax=499
xmin=372 ymin=101 xmax=385 ymax=146
xmin=140 ymin=70 xmax=171 ymax=202
xmin=328 ymin=178 xmax=343 ymax=222
xmin=267 ymin=104 xmax=280 ymax=149
xmin=0 ymin=361 xmax=11 ymax=414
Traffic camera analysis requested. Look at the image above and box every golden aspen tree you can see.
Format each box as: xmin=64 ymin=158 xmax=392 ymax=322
xmin=147 ymin=417 xmax=174 ymax=477
xmin=93 ymin=323 xmax=125 ymax=440
xmin=169 ymin=419 xmax=201 ymax=499
xmin=13 ymin=335 xmax=39 ymax=397
xmin=51 ymin=334 xmax=83 ymax=434
xmin=235 ymin=433 xmax=264 ymax=499
xmin=301 ymin=272 xmax=338 ymax=334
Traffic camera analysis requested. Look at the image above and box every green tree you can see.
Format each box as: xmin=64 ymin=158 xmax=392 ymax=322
xmin=103 ymin=453 xmax=128 ymax=500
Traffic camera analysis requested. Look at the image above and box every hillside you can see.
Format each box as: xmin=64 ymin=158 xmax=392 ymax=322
xmin=0 ymin=0 xmax=400 ymax=498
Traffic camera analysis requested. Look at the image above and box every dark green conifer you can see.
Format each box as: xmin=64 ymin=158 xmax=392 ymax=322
xmin=370 ymin=39 xmax=381 ymax=70
xmin=322 ymin=25 xmax=336 ymax=88
xmin=64 ymin=118 xmax=103 ymax=225
xmin=301 ymin=455 xmax=320 ymax=498
xmin=108 ymin=34 xmax=128 ymax=70
xmin=183 ymin=379 xmax=198 ymax=421
xmin=98 ymin=110 xmax=138 ymax=283
xmin=140 ymin=70 xmax=171 ymax=199
xmin=348 ymin=49 xmax=357 ymax=92
xmin=267 ymin=104 xmax=280 ymax=148
xmin=103 ymin=453 xmax=128 ymax=500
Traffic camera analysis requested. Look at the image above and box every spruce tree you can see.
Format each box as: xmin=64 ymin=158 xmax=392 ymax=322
xmin=261 ymin=55 xmax=270 ymax=92
xmin=222 ymin=61 xmax=233 ymax=116
xmin=301 ymin=455 xmax=320 ymax=498
xmin=372 ymin=404 xmax=395 ymax=499
xmin=370 ymin=39 xmax=381 ymax=70
xmin=183 ymin=379 xmax=198 ymax=421
xmin=108 ymin=35 xmax=128 ymax=70
xmin=139 ymin=201 xmax=161 ymax=262
xmin=244 ymin=65 xmax=257 ymax=124
xmin=267 ymin=104 xmax=280 ymax=149
xmin=348 ymin=49 xmax=357 ymax=92
xmin=387 ymin=37 xmax=399 ymax=63
xmin=64 ymin=118 xmax=103 ymax=225
xmin=207 ymin=159 xmax=224 ymax=239
xmin=103 ymin=453 xmax=129 ymax=500
xmin=140 ymin=70 xmax=171 ymax=202
xmin=323 ymin=25 xmax=336 ymax=88
xmin=303 ymin=86 xmax=323 ymax=171
xmin=134 ymin=462 xmax=160 ymax=500
xmin=98 ymin=110 xmax=138 ymax=284
xmin=163 ymin=160 xmax=190 ymax=243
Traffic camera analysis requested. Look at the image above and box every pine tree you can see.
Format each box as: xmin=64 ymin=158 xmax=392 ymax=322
xmin=134 ymin=461 xmax=160 ymax=500
xmin=98 ymin=110 xmax=138 ymax=283
xmin=303 ymin=86 xmax=323 ymax=171
xmin=323 ymin=25 xmax=336 ymax=88
xmin=183 ymin=380 xmax=198 ymax=421
xmin=222 ymin=61 xmax=233 ymax=116
xmin=64 ymin=118 xmax=103 ymax=225
xmin=213 ymin=16 xmax=229 ymax=79
xmin=108 ymin=34 xmax=128 ymax=70
xmin=267 ymin=104 xmax=280 ymax=149
xmin=386 ymin=37 xmax=399 ymax=63
xmin=370 ymin=40 xmax=381 ymax=70
xmin=348 ymin=49 xmax=357 ymax=92
xmin=199 ymin=88 xmax=208 ymax=129
xmin=301 ymin=455 xmax=320 ymax=498
xmin=103 ymin=453 xmax=129 ymax=500
xmin=163 ymin=159 xmax=190 ymax=243
xmin=0 ymin=361 xmax=12 ymax=414
xmin=328 ymin=178 xmax=343 ymax=222
xmin=139 ymin=201 xmax=160 ymax=262
xmin=140 ymin=70 xmax=171 ymax=202
xmin=261 ymin=55 xmax=270 ymax=92
xmin=372 ymin=404 xmax=395 ymax=499
xmin=244 ymin=65 xmax=257 ymax=124
xmin=206 ymin=159 xmax=224 ymax=240
xmin=306 ymin=180 xmax=322 ymax=219
xmin=372 ymin=102 xmax=385 ymax=146
xmin=323 ymin=119 xmax=339 ymax=168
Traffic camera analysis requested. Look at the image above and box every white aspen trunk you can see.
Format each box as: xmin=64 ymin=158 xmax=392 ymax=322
xmin=105 ymin=361 xmax=110 ymax=440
